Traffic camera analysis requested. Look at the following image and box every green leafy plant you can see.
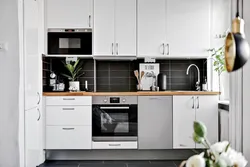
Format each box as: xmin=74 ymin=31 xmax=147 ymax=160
xmin=61 ymin=59 xmax=84 ymax=81
xmin=208 ymin=46 xmax=226 ymax=76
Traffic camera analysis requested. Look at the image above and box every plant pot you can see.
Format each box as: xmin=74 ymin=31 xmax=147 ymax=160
xmin=69 ymin=81 xmax=80 ymax=91
xmin=220 ymin=72 xmax=229 ymax=100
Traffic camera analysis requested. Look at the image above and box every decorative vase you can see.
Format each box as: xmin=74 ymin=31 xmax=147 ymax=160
xmin=220 ymin=72 xmax=229 ymax=100
xmin=69 ymin=81 xmax=80 ymax=91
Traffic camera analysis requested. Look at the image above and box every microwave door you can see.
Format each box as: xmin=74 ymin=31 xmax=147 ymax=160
xmin=47 ymin=30 xmax=92 ymax=55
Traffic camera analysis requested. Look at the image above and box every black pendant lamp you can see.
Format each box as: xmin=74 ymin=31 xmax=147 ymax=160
xmin=225 ymin=0 xmax=250 ymax=72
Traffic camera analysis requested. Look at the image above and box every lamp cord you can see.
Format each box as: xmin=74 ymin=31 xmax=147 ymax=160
xmin=236 ymin=0 xmax=240 ymax=17
xmin=242 ymin=0 xmax=244 ymax=19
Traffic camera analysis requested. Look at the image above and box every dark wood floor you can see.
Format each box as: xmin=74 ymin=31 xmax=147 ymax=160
xmin=39 ymin=160 xmax=183 ymax=167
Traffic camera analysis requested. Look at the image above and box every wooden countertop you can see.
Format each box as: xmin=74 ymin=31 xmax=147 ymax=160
xmin=43 ymin=91 xmax=220 ymax=96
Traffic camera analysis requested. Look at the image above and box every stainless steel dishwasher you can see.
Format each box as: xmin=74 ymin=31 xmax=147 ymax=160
xmin=138 ymin=96 xmax=173 ymax=149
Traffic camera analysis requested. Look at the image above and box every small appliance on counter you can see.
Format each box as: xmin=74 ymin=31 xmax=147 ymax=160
xmin=157 ymin=73 xmax=167 ymax=91
xmin=47 ymin=71 xmax=65 ymax=92
xmin=139 ymin=63 xmax=160 ymax=91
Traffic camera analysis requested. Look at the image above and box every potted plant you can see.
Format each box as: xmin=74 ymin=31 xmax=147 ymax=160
xmin=179 ymin=121 xmax=247 ymax=167
xmin=61 ymin=59 xmax=84 ymax=91
xmin=208 ymin=46 xmax=226 ymax=94
xmin=208 ymin=31 xmax=229 ymax=99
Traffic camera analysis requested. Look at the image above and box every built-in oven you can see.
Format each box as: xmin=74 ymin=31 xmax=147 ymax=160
xmin=92 ymin=96 xmax=138 ymax=149
xmin=47 ymin=29 xmax=92 ymax=56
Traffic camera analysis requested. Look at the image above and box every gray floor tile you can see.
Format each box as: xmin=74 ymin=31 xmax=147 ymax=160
xmin=80 ymin=164 xmax=126 ymax=167
xmin=173 ymin=160 xmax=185 ymax=167
xmin=150 ymin=161 xmax=175 ymax=166
xmin=80 ymin=161 xmax=104 ymax=164
xmin=126 ymin=161 xmax=151 ymax=164
xmin=128 ymin=165 xmax=173 ymax=167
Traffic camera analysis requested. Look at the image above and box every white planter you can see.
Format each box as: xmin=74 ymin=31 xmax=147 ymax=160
xmin=220 ymin=72 xmax=229 ymax=100
xmin=69 ymin=81 xmax=80 ymax=91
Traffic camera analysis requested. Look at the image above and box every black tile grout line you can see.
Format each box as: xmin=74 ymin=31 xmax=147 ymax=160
xmin=108 ymin=62 xmax=111 ymax=92
xmin=129 ymin=62 xmax=131 ymax=91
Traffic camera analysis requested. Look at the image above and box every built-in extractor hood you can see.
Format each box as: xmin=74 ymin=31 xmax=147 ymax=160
xmin=93 ymin=56 xmax=137 ymax=61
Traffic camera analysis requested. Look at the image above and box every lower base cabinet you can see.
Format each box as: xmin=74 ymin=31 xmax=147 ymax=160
xmin=173 ymin=95 xmax=218 ymax=149
xmin=46 ymin=126 xmax=91 ymax=149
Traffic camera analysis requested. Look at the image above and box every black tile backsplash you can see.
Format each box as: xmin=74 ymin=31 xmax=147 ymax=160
xmin=43 ymin=58 xmax=95 ymax=92
xmin=42 ymin=57 xmax=51 ymax=87
xmin=96 ymin=61 xmax=137 ymax=92
xmin=43 ymin=58 xmax=207 ymax=92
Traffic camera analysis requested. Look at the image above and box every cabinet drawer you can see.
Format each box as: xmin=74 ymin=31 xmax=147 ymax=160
xmin=46 ymin=106 xmax=91 ymax=126
xmin=92 ymin=141 xmax=138 ymax=149
xmin=46 ymin=126 xmax=91 ymax=149
xmin=46 ymin=96 xmax=92 ymax=106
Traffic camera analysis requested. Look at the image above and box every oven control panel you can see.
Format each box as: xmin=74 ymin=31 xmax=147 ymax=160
xmin=110 ymin=97 xmax=120 ymax=103
xmin=93 ymin=96 xmax=138 ymax=105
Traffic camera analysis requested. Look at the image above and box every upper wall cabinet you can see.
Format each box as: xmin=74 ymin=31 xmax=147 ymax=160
xmin=138 ymin=0 xmax=211 ymax=58
xmin=46 ymin=0 xmax=93 ymax=28
xmin=94 ymin=0 xmax=136 ymax=56
xmin=166 ymin=0 xmax=211 ymax=58
xmin=138 ymin=0 xmax=166 ymax=58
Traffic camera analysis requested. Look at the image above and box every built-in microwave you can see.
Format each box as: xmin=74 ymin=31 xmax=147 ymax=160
xmin=47 ymin=29 xmax=92 ymax=56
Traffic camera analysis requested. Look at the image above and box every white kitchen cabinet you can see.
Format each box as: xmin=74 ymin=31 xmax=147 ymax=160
xmin=45 ymin=96 xmax=92 ymax=150
xmin=24 ymin=0 xmax=41 ymax=111
xmin=46 ymin=0 xmax=93 ymax=28
xmin=46 ymin=96 xmax=92 ymax=106
xmin=138 ymin=0 xmax=166 ymax=57
xmin=46 ymin=106 xmax=92 ymax=126
xmin=173 ymin=95 xmax=218 ymax=149
xmin=115 ymin=0 xmax=136 ymax=56
xmin=138 ymin=0 xmax=211 ymax=58
xmin=196 ymin=96 xmax=218 ymax=148
xmin=46 ymin=126 xmax=91 ymax=149
xmin=173 ymin=96 xmax=196 ymax=149
xmin=93 ymin=0 xmax=115 ymax=56
xmin=25 ymin=107 xmax=43 ymax=167
xmin=166 ymin=0 xmax=210 ymax=58
xmin=94 ymin=0 xmax=136 ymax=56
xmin=24 ymin=0 xmax=44 ymax=166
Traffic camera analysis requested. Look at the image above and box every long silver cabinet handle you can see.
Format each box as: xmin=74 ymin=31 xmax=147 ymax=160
xmin=62 ymin=108 xmax=75 ymax=111
xmin=100 ymin=107 xmax=129 ymax=110
xmin=192 ymin=97 xmax=194 ymax=109
xmin=112 ymin=43 xmax=114 ymax=55
xmin=197 ymin=96 xmax=199 ymax=109
xmin=89 ymin=15 xmax=91 ymax=27
xmin=180 ymin=144 xmax=187 ymax=147
xmin=37 ymin=92 xmax=41 ymax=105
xmin=116 ymin=43 xmax=119 ymax=55
xmin=63 ymin=98 xmax=75 ymax=101
xmin=62 ymin=128 xmax=75 ymax=130
xmin=37 ymin=108 xmax=41 ymax=121
xmin=166 ymin=44 xmax=170 ymax=55
xmin=109 ymin=144 xmax=121 ymax=146
xmin=161 ymin=43 xmax=165 ymax=55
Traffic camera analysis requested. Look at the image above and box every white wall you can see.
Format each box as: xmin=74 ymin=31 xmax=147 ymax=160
xmin=243 ymin=0 xmax=250 ymax=164
xmin=0 ymin=0 xmax=20 ymax=167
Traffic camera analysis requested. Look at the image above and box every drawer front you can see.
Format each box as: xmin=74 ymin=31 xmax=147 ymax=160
xmin=46 ymin=126 xmax=91 ymax=149
xmin=92 ymin=142 xmax=138 ymax=149
xmin=46 ymin=96 xmax=92 ymax=106
xmin=46 ymin=106 xmax=91 ymax=126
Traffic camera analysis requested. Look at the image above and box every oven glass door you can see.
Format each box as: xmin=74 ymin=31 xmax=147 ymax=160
xmin=48 ymin=32 xmax=92 ymax=55
xmin=92 ymin=105 xmax=138 ymax=139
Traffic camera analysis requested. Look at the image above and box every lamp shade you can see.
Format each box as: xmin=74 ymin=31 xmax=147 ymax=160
xmin=225 ymin=32 xmax=250 ymax=72
xmin=225 ymin=16 xmax=250 ymax=72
